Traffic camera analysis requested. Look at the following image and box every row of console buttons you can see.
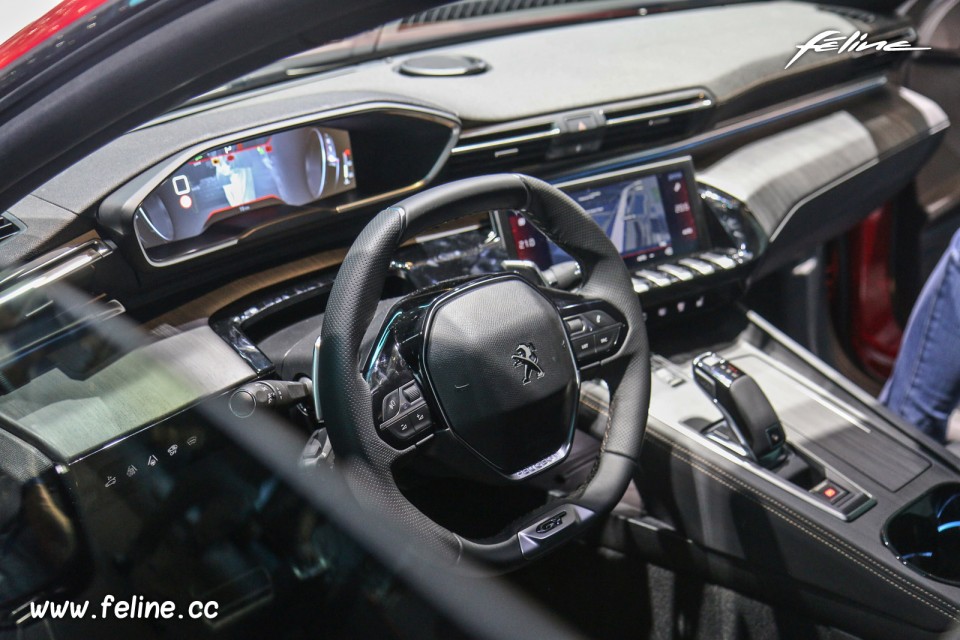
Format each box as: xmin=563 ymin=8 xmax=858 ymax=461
xmin=564 ymin=310 xmax=623 ymax=364
xmin=631 ymin=250 xmax=742 ymax=293
xmin=380 ymin=381 xmax=432 ymax=443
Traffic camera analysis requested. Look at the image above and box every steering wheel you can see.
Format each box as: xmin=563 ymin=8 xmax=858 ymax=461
xmin=319 ymin=174 xmax=650 ymax=571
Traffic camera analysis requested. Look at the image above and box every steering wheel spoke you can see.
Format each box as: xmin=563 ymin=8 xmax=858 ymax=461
xmin=364 ymin=287 xmax=451 ymax=450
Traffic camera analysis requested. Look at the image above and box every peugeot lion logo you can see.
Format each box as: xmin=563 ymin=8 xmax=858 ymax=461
xmin=512 ymin=343 xmax=544 ymax=385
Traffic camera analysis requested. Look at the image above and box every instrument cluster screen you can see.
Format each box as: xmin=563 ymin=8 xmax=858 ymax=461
xmin=135 ymin=126 xmax=356 ymax=250
xmin=507 ymin=163 xmax=703 ymax=269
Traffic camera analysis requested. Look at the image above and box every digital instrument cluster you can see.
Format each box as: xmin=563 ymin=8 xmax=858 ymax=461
xmin=99 ymin=105 xmax=461 ymax=269
xmin=134 ymin=126 xmax=356 ymax=251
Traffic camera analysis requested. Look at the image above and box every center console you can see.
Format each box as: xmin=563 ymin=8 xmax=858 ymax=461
xmin=611 ymin=308 xmax=960 ymax=639
xmin=480 ymin=151 xmax=960 ymax=637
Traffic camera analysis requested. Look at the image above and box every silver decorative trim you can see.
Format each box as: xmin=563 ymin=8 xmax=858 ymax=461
xmin=604 ymin=95 xmax=714 ymax=127
xmin=588 ymin=76 xmax=887 ymax=175
xmin=0 ymin=239 xmax=111 ymax=302
xmin=744 ymin=309 xmax=918 ymax=434
xmin=557 ymin=158 xmax=701 ymax=201
xmin=509 ymin=442 xmax=572 ymax=480
xmin=451 ymin=127 xmax=562 ymax=155
xmin=517 ymin=503 xmax=593 ymax=557
xmin=450 ymin=88 xmax=713 ymax=156
xmin=311 ymin=334 xmax=323 ymax=423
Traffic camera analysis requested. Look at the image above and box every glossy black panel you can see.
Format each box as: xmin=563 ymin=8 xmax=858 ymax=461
xmin=62 ymin=400 xmax=487 ymax=638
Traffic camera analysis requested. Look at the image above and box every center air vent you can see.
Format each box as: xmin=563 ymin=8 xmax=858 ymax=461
xmin=0 ymin=214 xmax=23 ymax=243
xmin=601 ymin=90 xmax=713 ymax=151
xmin=443 ymin=89 xmax=714 ymax=180
xmin=445 ymin=122 xmax=559 ymax=177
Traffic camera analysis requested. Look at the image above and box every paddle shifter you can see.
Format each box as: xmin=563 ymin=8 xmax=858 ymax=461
xmin=692 ymin=353 xmax=788 ymax=468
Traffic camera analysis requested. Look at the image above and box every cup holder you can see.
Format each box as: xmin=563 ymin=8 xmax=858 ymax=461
xmin=884 ymin=483 xmax=960 ymax=585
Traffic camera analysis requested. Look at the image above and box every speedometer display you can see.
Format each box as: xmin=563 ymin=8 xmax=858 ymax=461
xmin=134 ymin=126 xmax=356 ymax=250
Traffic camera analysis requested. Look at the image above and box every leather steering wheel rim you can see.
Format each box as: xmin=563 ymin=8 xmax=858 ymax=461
xmin=319 ymin=173 xmax=650 ymax=572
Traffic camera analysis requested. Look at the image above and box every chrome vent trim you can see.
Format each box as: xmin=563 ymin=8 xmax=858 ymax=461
xmin=0 ymin=213 xmax=23 ymax=243
xmin=445 ymin=88 xmax=714 ymax=177
xmin=0 ymin=239 xmax=111 ymax=295
xmin=451 ymin=125 xmax=560 ymax=155
xmin=602 ymin=91 xmax=714 ymax=127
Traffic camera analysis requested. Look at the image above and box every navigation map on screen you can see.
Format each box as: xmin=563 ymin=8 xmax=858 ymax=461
xmin=507 ymin=165 xmax=702 ymax=269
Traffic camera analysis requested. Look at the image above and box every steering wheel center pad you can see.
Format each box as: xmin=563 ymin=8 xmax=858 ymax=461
xmin=423 ymin=276 xmax=579 ymax=476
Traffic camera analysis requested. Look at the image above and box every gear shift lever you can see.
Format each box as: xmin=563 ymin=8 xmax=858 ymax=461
xmin=692 ymin=353 xmax=788 ymax=468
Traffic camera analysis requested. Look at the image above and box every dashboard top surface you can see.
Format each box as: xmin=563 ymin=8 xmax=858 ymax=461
xmin=28 ymin=1 xmax=857 ymax=218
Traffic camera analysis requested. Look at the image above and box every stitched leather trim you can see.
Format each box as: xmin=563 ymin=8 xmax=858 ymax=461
xmin=580 ymin=394 xmax=609 ymax=417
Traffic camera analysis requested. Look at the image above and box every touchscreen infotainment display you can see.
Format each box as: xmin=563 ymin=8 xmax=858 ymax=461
xmin=505 ymin=161 xmax=703 ymax=269
xmin=135 ymin=126 xmax=356 ymax=250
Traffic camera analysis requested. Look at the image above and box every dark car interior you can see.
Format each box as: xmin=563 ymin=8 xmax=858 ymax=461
xmin=2 ymin=0 xmax=960 ymax=638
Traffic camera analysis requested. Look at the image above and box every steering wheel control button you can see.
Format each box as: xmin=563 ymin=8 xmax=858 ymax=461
xmin=594 ymin=326 xmax=621 ymax=356
xmin=386 ymin=415 xmax=417 ymax=440
xmin=572 ymin=334 xmax=596 ymax=362
xmin=564 ymin=316 xmax=585 ymax=334
xmin=379 ymin=385 xmax=431 ymax=445
xmin=382 ymin=389 xmax=402 ymax=422
xmin=517 ymin=504 xmax=594 ymax=558
xmin=411 ymin=405 xmax=431 ymax=431
xmin=401 ymin=382 xmax=422 ymax=403
xmin=585 ymin=310 xmax=615 ymax=329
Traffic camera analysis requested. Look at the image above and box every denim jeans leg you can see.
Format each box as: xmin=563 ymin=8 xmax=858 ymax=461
xmin=880 ymin=227 xmax=960 ymax=442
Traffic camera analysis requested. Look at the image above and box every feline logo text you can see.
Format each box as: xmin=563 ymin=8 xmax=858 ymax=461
xmin=786 ymin=30 xmax=929 ymax=70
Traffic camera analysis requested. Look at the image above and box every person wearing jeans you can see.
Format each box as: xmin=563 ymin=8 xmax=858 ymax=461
xmin=881 ymin=227 xmax=960 ymax=442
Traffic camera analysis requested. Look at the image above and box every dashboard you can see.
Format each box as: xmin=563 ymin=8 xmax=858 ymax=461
xmin=0 ymin=2 xmax=953 ymax=635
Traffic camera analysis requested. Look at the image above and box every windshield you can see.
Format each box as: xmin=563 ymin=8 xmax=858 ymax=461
xmin=0 ymin=0 xmax=157 ymax=94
